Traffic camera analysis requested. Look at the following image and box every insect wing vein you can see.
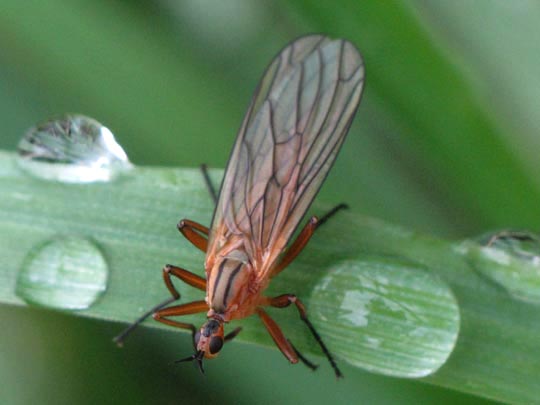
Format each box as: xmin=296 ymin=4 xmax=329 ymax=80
xmin=206 ymin=35 xmax=364 ymax=278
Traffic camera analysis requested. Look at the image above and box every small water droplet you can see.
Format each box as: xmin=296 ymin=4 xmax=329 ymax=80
xmin=16 ymin=236 xmax=109 ymax=310
xmin=310 ymin=256 xmax=460 ymax=378
xmin=463 ymin=230 xmax=540 ymax=303
xmin=16 ymin=114 xmax=132 ymax=183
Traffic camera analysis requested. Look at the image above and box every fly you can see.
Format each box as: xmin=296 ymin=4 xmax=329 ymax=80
xmin=114 ymin=34 xmax=365 ymax=377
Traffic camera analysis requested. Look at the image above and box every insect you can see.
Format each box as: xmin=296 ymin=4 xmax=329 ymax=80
xmin=114 ymin=34 xmax=365 ymax=377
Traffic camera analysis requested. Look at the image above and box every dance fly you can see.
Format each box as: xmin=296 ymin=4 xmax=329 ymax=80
xmin=115 ymin=34 xmax=365 ymax=377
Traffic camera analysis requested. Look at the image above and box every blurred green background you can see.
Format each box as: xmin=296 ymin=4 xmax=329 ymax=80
xmin=1 ymin=0 xmax=539 ymax=403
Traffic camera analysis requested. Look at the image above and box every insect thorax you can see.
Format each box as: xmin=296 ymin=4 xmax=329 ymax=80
xmin=207 ymin=253 xmax=255 ymax=319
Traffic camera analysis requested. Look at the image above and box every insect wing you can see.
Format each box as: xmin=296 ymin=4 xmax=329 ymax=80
xmin=207 ymin=35 xmax=364 ymax=274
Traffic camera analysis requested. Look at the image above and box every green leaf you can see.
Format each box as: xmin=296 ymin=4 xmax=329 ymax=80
xmin=287 ymin=0 xmax=540 ymax=230
xmin=1 ymin=150 xmax=539 ymax=403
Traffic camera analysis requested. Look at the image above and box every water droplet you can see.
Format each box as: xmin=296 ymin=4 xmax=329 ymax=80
xmin=16 ymin=114 xmax=132 ymax=183
xmin=463 ymin=230 xmax=540 ymax=303
xmin=16 ymin=236 xmax=109 ymax=310
xmin=310 ymin=256 xmax=460 ymax=378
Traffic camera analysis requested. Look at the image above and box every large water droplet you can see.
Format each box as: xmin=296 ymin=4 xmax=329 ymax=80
xmin=17 ymin=114 xmax=132 ymax=183
xmin=463 ymin=230 xmax=540 ymax=303
xmin=16 ymin=236 xmax=109 ymax=310
xmin=310 ymin=256 xmax=460 ymax=378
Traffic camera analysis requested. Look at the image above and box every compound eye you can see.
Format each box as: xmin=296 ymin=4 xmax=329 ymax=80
xmin=209 ymin=336 xmax=224 ymax=354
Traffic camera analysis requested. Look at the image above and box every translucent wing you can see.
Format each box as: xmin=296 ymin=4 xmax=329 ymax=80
xmin=206 ymin=35 xmax=365 ymax=276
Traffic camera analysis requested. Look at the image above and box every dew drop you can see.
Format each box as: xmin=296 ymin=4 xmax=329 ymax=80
xmin=16 ymin=114 xmax=132 ymax=183
xmin=16 ymin=236 xmax=109 ymax=310
xmin=310 ymin=256 xmax=460 ymax=378
xmin=463 ymin=230 xmax=540 ymax=303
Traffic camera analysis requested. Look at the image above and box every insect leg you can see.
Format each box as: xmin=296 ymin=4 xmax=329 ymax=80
xmin=256 ymin=308 xmax=299 ymax=365
xmin=153 ymin=300 xmax=209 ymax=347
xmin=113 ymin=265 xmax=207 ymax=346
xmin=177 ymin=219 xmax=210 ymax=252
xmin=272 ymin=216 xmax=318 ymax=276
xmin=224 ymin=327 xmax=243 ymax=342
xmin=153 ymin=300 xmax=208 ymax=329
xmin=268 ymin=294 xmax=342 ymax=378
xmin=272 ymin=204 xmax=348 ymax=276
xmin=162 ymin=264 xmax=206 ymax=296
xmin=316 ymin=203 xmax=349 ymax=227
xmin=200 ymin=164 xmax=218 ymax=204
xmin=289 ymin=340 xmax=319 ymax=370
xmin=113 ymin=296 xmax=177 ymax=347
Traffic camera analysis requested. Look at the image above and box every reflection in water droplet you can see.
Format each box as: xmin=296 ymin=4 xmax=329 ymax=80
xmin=463 ymin=230 xmax=540 ymax=303
xmin=17 ymin=114 xmax=132 ymax=183
xmin=310 ymin=257 xmax=460 ymax=378
xmin=16 ymin=236 xmax=109 ymax=310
